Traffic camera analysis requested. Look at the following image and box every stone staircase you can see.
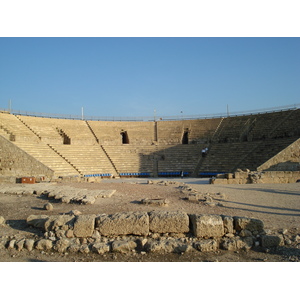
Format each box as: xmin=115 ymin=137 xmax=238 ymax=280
xmin=103 ymin=145 xmax=156 ymax=175
xmin=13 ymin=141 xmax=80 ymax=176
xmin=52 ymin=144 xmax=117 ymax=176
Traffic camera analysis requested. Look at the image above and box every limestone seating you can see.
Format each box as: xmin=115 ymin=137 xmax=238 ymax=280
xmin=13 ymin=141 xmax=79 ymax=176
xmin=103 ymin=145 xmax=155 ymax=173
xmin=52 ymin=144 xmax=116 ymax=175
xmin=0 ymin=113 xmax=40 ymax=142
xmin=87 ymin=120 xmax=155 ymax=145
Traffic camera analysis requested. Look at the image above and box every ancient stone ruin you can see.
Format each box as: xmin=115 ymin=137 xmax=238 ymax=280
xmin=0 ymin=211 xmax=283 ymax=255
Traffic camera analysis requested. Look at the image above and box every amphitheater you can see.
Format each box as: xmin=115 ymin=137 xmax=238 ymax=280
xmin=1 ymin=104 xmax=300 ymax=262
xmin=0 ymin=104 xmax=299 ymax=181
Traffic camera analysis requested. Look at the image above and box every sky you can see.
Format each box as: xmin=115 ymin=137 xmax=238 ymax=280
xmin=1 ymin=37 xmax=299 ymax=119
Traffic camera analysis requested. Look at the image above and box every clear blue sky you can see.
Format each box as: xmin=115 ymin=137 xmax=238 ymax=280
xmin=0 ymin=37 xmax=299 ymax=118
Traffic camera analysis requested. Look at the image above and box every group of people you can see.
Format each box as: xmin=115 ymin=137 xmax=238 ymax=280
xmin=201 ymin=147 xmax=209 ymax=157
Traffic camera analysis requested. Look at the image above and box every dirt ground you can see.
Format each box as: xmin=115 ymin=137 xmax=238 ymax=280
xmin=0 ymin=178 xmax=300 ymax=262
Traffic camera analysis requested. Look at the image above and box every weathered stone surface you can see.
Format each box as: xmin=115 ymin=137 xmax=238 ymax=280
xmin=16 ymin=238 xmax=25 ymax=251
xmin=35 ymin=239 xmax=53 ymax=250
xmin=221 ymin=236 xmax=253 ymax=251
xmin=0 ymin=216 xmax=6 ymax=225
xmin=44 ymin=215 xmax=76 ymax=232
xmin=145 ymin=239 xmax=192 ymax=253
xmin=65 ymin=229 xmax=74 ymax=238
xmin=97 ymin=212 xmax=149 ymax=236
xmin=44 ymin=203 xmax=53 ymax=211
xmin=0 ymin=238 xmax=8 ymax=250
xmin=27 ymin=215 xmax=49 ymax=229
xmin=234 ymin=217 xmax=264 ymax=233
xmin=111 ymin=240 xmax=137 ymax=253
xmin=81 ymin=196 xmax=96 ymax=205
xmin=222 ymin=216 xmax=234 ymax=234
xmin=79 ymin=244 xmax=90 ymax=254
xmin=190 ymin=214 xmax=224 ymax=238
xmin=54 ymin=238 xmax=70 ymax=253
xmin=148 ymin=211 xmax=189 ymax=234
xmin=141 ymin=198 xmax=169 ymax=206
xmin=24 ymin=239 xmax=35 ymax=251
xmin=73 ymin=215 xmax=96 ymax=238
xmin=194 ymin=239 xmax=218 ymax=252
xmin=92 ymin=242 xmax=110 ymax=254
xmin=261 ymin=235 xmax=281 ymax=248
xmin=8 ymin=239 xmax=16 ymax=249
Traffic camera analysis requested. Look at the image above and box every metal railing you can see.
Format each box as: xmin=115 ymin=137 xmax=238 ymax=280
xmin=1 ymin=103 xmax=299 ymax=122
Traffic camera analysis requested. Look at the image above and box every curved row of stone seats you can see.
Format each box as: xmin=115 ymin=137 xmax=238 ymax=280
xmin=52 ymin=144 xmax=117 ymax=176
xmin=237 ymin=136 xmax=299 ymax=171
xmin=13 ymin=141 xmax=80 ymax=176
xmin=87 ymin=120 xmax=155 ymax=145
xmin=156 ymin=120 xmax=186 ymax=145
xmin=269 ymin=109 xmax=300 ymax=139
xmin=103 ymin=145 xmax=155 ymax=174
xmin=247 ymin=111 xmax=293 ymax=141
xmin=17 ymin=115 xmax=96 ymax=145
xmin=156 ymin=144 xmax=202 ymax=174
xmin=212 ymin=115 xmax=252 ymax=143
xmin=16 ymin=115 xmax=63 ymax=144
xmin=200 ymin=141 xmax=261 ymax=173
xmin=0 ymin=112 xmax=40 ymax=142
xmin=187 ymin=118 xmax=222 ymax=143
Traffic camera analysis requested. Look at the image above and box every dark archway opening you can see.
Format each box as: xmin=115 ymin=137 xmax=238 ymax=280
xmin=121 ymin=131 xmax=129 ymax=144
xmin=182 ymin=130 xmax=189 ymax=144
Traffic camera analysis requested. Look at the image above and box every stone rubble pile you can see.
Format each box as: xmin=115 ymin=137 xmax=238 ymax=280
xmin=0 ymin=210 xmax=291 ymax=255
xmin=178 ymin=183 xmax=226 ymax=207
xmin=0 ymin=183 xmax=116 ymax=204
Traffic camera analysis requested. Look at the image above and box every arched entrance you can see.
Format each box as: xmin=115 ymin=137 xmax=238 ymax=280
xmin=121 ymin=130 xmax=129 ymax=144
xmin=182 ymin=129 xmax=189 ymax=144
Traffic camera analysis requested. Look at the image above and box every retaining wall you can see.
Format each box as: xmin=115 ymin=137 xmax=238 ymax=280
xmin=3 ymin=210 xmax=281 ymax=254
xmin=210 ymin=170 xmax=300 ymax=184
xmin=0 ymin=136 xmax=54 ymax=178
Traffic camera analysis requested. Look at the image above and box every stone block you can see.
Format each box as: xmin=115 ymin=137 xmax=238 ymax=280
xmin=54 ymin=238 xmax=70 ymax=253
xmin=92 ymin=242 xmax=110 ymax=254
xmin=111 ymin=240 xmax=137 ymax=253
xmin=222 ymin=216 xmax=234 ymax=234
xmin=213 ymin=179 xmax=228 ymax=185
xmin=0 ymin=216 xmax=6 ymax=225
xmin=227 ymin=179 xmax=239 ymax=184
xmin=44 ymin=215 xmax=76 ymax=232
xmin=145 ymin=239 xmax=192 ymax=253
xmin=261 ymin=235 xmax=281 ymax=248
xmin=221 ymin=236 xmax=253 ymax=251
xmin=96 ymin=212 xmax=149 ymax=236
xmin=148 ymin=211 xmax=189 ymax=234
xmin=234 ymin=217 xmax=264 ymax=233
xmin=190 ymin=214 xmax=224 ymax=238
xmin=73 ymin=215 xmax=96 ymax=238
xmin=35 ymin=239 xmax=53 ymax=250
xmin=24 ymin=239 xmax=35 ymax=251
xmin=194 ymin=239 xmax=218 ymax=252
xmin=27 ymin=215 xmax=49 ymax=229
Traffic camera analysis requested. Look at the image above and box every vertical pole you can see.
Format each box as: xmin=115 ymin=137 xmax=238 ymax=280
xmin=81 ymin=107 xmax=84 ymax=120
xmin=154 ymin=109 xmax=156 ymax=122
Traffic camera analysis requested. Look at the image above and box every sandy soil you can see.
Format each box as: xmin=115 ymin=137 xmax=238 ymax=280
xmin=0 ymin=178 xmax=300 ymax=262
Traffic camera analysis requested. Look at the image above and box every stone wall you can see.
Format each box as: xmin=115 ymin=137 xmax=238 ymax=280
xmin=257 ymin=138 xmax=300 ymax=171
xmin=4 ymin=211 xmax=281 ymax=254
xmin=210 ymin=170 xmax=300 ymax=184
xmin=0 ymin=136 xmax=54 ymax=178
